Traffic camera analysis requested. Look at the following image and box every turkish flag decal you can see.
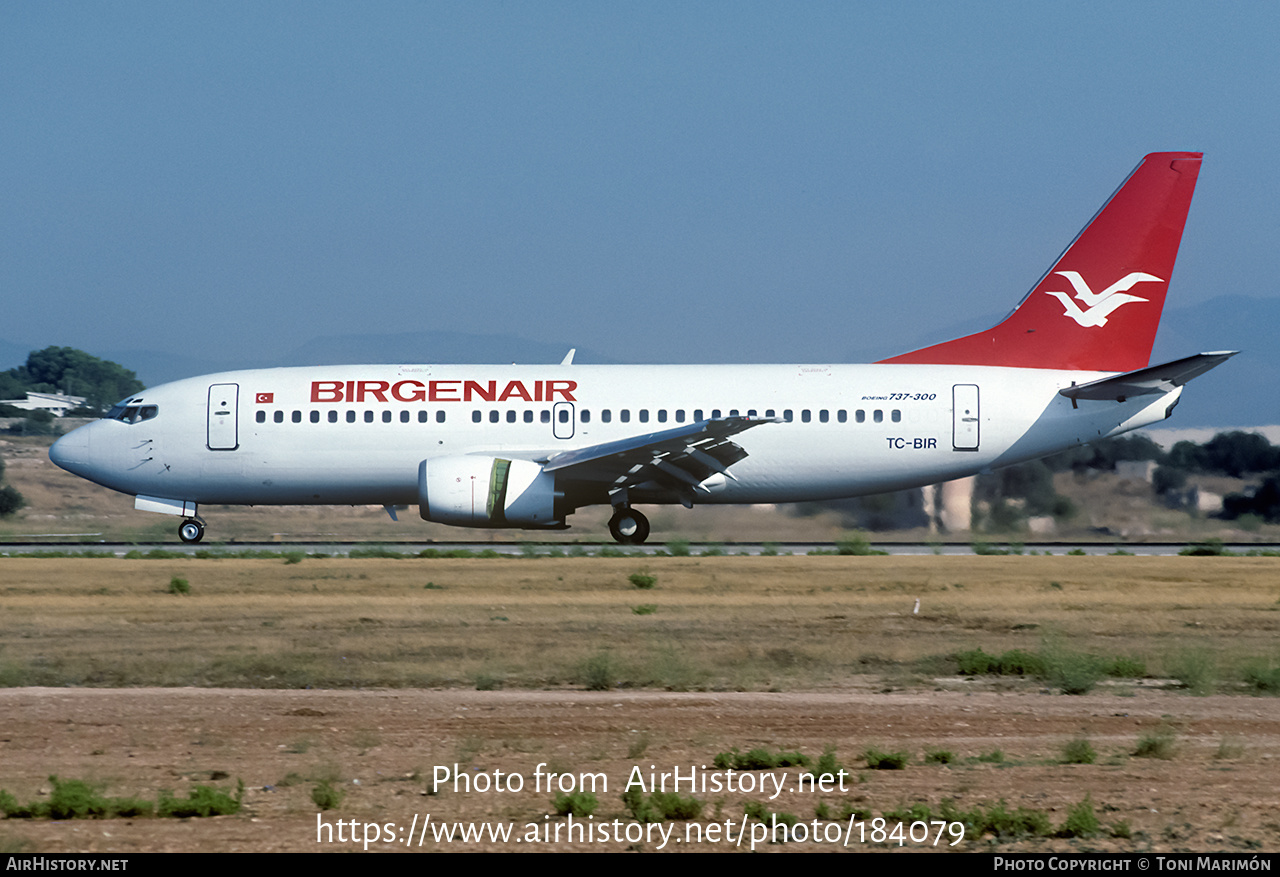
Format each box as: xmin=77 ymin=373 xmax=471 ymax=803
xmin=255 ymin=393 xmax=274 ymax=404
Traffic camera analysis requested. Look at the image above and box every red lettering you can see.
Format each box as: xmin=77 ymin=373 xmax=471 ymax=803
xmin=498 ymin=380 xmax=533 ymax=402
xmin=429 ymin=380 xmax=460 ymax=402
xmin=357 ymin=380 xmax=389 ymax=402
xmin=345 ymin=381 xmax=356 ymax=404
xmin=391 ymin=380 xmax=426 ymax=403
xmin=546 ymin=380 xmax=577 ymax=401
xmin=534 ymin=381 xmax=543 ymax=402
xmin=463 ymin=380 xmax=496 ymax=402
xmin=311 ymin=381 xmax=344 ymax=403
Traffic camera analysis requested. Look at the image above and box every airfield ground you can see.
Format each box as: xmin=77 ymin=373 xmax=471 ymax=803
xmin=1 ymin=555 xmax=1279 ymax=853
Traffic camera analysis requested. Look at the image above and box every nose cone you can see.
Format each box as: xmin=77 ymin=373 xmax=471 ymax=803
xmin=49 ymin=427 xmax=91 ymax=475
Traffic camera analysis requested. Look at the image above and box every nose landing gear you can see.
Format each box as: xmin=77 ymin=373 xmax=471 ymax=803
xmin=178 ymin=517 xmax=206 ymax=544
xmin=607 ymin=507 xmax=650 ymax=545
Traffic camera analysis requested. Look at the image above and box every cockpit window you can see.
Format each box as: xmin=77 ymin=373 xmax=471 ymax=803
xmin=104 ymin=403 xmax=158 ymax=424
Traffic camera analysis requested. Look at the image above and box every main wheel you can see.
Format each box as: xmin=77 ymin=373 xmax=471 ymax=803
xmin=178 ymin=518 xmax=205 ymax=544
xmin=608 ymin=508 xmax=650 ymax=545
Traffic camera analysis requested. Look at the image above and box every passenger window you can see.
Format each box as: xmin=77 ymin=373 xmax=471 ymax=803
xmin=256 ymin=411 xmax=265 ymax=423
xmin=729 ymin=409 xmax=739 ymax=417
xmin=620 ymin=410 xmax=630 ymax=423
xmin=784 ymin=410 xmax=793 ymax=422
xmin=747 ymin=409 xmax=757 ymax=417
xmin=602 ymin=410 xmax=611 ymax=423
xmin=472 ymin=411 xmax=482 ymax=423
xmin=801 ymin=410 xmax=811 ymax=423
xmin=837 ymin=410 xmax=847 ymax=423
xmin=657 ymin=410 xmax=667 ymax=423
xmin=541 ymin=410 xmax=551 ymax=423
xmin=856 ymin=410 xmax=865 ymax=423
xmin=694 ymin=409 xmax=703 ymax=421
xmin=581 ymin=410 xmax=591 ymax=423
xmin=489 ymin=410 xmax=499 ymax=423
xmin=400 ymin=411 xmax=409 ymax=423
xmin=383 ymin=411 xmax=392 ymax=423
xmin=766 ymin=409 xmax=775 ymax=418
xmin=274 ymin=410 xmax=284 ymax=423
xmin=346 ymin=411 xmax=357 ymax=423
xmin=364 ymin=411 xmax=374 ymax=423
xmin=819 ymin=410 xmax=829 ymax=423
xmin=506 ymin=410 xmax=516 ymax=423
xmin=639 ymin=410 xmax=649 ymax=423
xmin=328 ymin=411 xmax=338 ymax=423
xmin=874 ymin=409 xmax=883 ymax=423
xmin=436 ymin=411 xmax=446 ymax=423
xmin=293 ymin=410 xmax=302 ymax=423
xmin=712 ymin=409 xmax=721 ymax=419
xmin=418 ymin=411 xmax=429 ymax=423
xmin=676 ymin=410 xmax=685 ymax=423
xmin=892 ymin=409 xmax=901 ymax=422
xmin=311 ymin=411 xmax=320 ymax=423
xmin=524 ymin=410 xmax=534 ymax=423
xmin=558 ymin=409 xmax=569 ymax=423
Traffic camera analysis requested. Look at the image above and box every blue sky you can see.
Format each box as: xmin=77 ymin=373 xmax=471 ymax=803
xmin=3 ymin=2 xmax=1277 ymax=367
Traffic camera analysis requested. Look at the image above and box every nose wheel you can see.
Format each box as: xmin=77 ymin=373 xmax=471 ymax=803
xmin=178 ymin=518 xmax=205 ymax=544
xmin=608 ymin=507 xmax=650 ymax=545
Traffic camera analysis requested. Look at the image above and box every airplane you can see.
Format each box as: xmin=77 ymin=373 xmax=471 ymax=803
xmin=49 ymin=152 xmax=1233 ymax=545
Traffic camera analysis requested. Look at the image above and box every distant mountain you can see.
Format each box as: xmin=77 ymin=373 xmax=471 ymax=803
xmin=1147 ymin=295 xmax=1277 ymax=428
xmin=281 ymin=331 xmax=616 ymax=370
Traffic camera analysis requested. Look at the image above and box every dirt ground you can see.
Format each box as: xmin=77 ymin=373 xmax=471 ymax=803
xmin=2 ymin=686 xmax=1278 ymax=853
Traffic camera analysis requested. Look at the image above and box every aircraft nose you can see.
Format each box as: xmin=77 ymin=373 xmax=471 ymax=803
xmin=49 ymin=427 xmax=91 ymax=474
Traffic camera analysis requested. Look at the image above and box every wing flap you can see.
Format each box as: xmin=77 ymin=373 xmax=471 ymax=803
xmin=1059 ymin=351 xmax=1237 ymax=403
xmin=544 ymin=416 xmax=775 ymax=498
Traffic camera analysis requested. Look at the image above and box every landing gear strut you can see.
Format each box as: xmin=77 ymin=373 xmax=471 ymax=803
xmin=178 ymin=517 xmax=205 ymax=544
xmin=608 ymin=507 xmax=649 ymax=545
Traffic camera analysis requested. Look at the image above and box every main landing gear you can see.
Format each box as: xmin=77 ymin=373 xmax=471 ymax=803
xmin=608 ymin=507 xmax=650 ymax=545
xmin=178 ymin=517 xmax=206 ymax=544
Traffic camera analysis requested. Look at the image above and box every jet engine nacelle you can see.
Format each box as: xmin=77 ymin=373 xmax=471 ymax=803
xmin=418 ymin=456 xmax=562 ymax=528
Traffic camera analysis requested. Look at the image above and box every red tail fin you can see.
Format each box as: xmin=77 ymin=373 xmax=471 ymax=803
xmin=879 ymin=152 xmax=1202 ymax=372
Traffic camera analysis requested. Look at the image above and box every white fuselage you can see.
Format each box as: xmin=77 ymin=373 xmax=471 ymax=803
xmin=50 ymin=362 xmax=1179 ymax=516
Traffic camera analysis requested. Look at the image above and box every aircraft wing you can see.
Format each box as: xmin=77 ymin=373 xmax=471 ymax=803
xmin=543 ymin=416 xmax=777 ymax=503
xmin=1058 ymin=351 xmax=1238 ymax=404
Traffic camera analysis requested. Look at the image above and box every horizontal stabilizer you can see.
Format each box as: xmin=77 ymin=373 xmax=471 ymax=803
xmin=1058 ymin=351 xmax=1237 ymax=404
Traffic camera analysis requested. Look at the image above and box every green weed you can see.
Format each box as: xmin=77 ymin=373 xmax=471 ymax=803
xmin=1057 ymin=795 xmax=1100 ymax=838
xmin=861 ymin=747 xmax=909 ymax=770
xmin=579 ymin=652 xmax=617 ymax=691
xmin=157 ymin=780 xmax=244 ymax=817
xmin=311 ymin=780 xmax=344 ymax=811
xmin=628 ymin=572 xmax=657 ymax=590
xmin=552 ymin=791 xmax=598 ymax=817
xmin=1134 ymin=725 xmax=1179 ymax=760
xmin=1060 ymin=736 xmax=1097 ymax=765
xmin=1168 ymin=649 xmax=1216 ymax=695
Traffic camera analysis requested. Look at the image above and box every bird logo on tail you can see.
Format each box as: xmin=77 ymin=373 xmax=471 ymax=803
xmin=1046 ymin=271 xmax=1162 ymax=328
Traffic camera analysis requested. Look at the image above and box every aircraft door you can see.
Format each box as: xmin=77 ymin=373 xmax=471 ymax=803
xmin=952 ymin=384 xmax=979 ymax=451
xmin=207 ymin=383 xmax=240 ymax=450
xmin=552 ymin=402 xmax=575 ymax=440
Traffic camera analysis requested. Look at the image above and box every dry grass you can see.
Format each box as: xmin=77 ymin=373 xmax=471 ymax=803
xmin=2 ymin=555 xmax=1278 ymax=691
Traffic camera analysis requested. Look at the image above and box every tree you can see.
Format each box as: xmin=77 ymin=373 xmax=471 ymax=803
xmin=5 ymin=347 xmax=144 ymax=413
xmin=1199 ymin=431 xmax=1280 ymax=478
xmin=0 ymin=485 xmax=23 ymax=518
